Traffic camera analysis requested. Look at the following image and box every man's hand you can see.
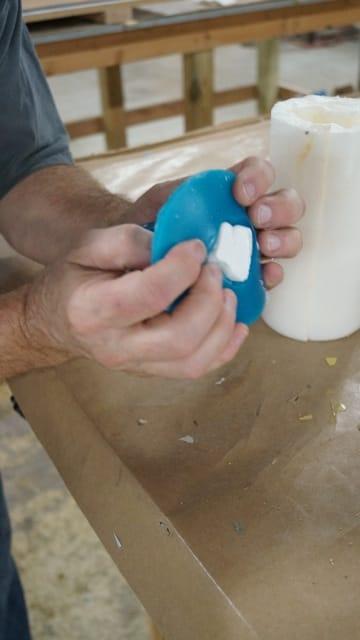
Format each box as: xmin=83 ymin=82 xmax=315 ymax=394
xmin=124 ymin=157 xmax=304 ymax=291
xmin=0 ymin=156 xmax=304 ymax=382
xmin=23 ymin=225 xmax=248 ymax=379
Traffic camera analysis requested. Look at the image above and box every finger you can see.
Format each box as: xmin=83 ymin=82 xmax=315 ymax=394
xmin=92 ymin=239 xmax=206 ymax=327
xmin=249 ymin=188 xmax=305 ymax=229
xmin=70 ymin=224 xmax=152 ymax=271
xmin=208 ymin=323 xmax=249 ymax=372
xmin=137 ymin=289 xmax=239 ymax=379
xmin=262 ymin=261 xmax=284 ymax=289
xmin=231 ymin=157 xmax=275 ymax=206
xmin=122 ymin=263 xmax=224 ymax=361
xmin=139 ymin=318 xmax=248 ymax=380
xmin=258 ymin=228 xmax=303 ymax=259
xmin=121 ymin=178 xmax=186 ymax=225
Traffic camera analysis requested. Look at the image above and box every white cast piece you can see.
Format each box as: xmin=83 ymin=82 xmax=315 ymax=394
xmin=209 ymin=222 xmax=253 ymax=282
xmin=263 ymin=95 xmax=360 ymax=341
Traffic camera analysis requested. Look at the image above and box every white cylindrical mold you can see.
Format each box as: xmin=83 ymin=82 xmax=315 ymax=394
xmin=263 ymin=95 xmax=360 ymax=341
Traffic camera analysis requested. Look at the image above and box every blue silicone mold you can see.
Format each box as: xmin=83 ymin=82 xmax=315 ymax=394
xmin=151 ymin=170 xmax=266 ymax=325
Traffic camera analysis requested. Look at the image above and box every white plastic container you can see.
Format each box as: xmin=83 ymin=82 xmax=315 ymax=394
xmin=263 ymin=95 xmax=360 ymax=341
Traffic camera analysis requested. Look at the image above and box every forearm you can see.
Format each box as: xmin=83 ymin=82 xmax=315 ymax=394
xmin=0 ymin=287 xmax=69 ymax=380
xmin=0 ymin=165 xmax=130 ymax=264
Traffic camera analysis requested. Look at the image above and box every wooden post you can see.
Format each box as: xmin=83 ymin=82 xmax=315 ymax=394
xmin=257 ymin=38 xmax=280 ymax=115
xmin=99 ymin=65 xmax=126 ymax=149
xmin=358 ymin=30 xmax=360 ymax=91
xmin=183 ymin=50 xmax=213 ymax=131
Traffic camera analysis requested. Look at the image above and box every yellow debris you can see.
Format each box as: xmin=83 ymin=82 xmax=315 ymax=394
xmin=299 ymin=414 xmax=313 ymax=422
xmin=330 ymin=401 xmax=347 ymax=420
xmin=325 ymin=357 xmax=337 ymax=367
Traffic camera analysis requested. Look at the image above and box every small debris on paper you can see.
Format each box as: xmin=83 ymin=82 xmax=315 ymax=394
xmin=113 ymin=532 xmax=123 ymax=550
xmin=299 ymin=414 xmax=313 ymax=422
xmin=330 ymin=401 xmax=346 ymax=422
xmin=179 ymin=435 xmax=194 ymax=444
xmin=325 ymin=357 xmax=337 ymax=367
xmin=233 ymin=521 xmax=246 ymax=536
xmin=137 ymin=418 xmax=148 ymax=426
xmin=329 ymin=558 xmax=335 ymax=567
xmin=288 ymin=393 xmax=300 ymax=404
xmin=159 ymin=521 xmax=172 ymax=536
xmin=215 ymin=377 xmax=226 ymax=385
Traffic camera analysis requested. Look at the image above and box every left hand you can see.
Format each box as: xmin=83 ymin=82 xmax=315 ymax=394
xmin=121 ymin=157 xmax=304 ymax=290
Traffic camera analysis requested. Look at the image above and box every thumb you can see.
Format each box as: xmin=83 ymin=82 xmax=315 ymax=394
xmin=69 ymin=224 xmax=152 ymax=271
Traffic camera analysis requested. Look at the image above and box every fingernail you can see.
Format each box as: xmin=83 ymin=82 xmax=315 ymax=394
xmin=208 ymin=263 xmax=223 ymax=281
xmin=190 ymin=240 xmax=207 ymax=261
xmin=243 ymin=181 xmax=256 ymax=200
xmin=257 ymin=204 xmax=272 ymax=225
xmin=266 ymin=234 xmax=281 ymax=252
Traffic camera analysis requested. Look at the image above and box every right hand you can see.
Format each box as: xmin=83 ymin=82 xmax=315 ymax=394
xmin=24 ymin=225 xmax=248 ymax=379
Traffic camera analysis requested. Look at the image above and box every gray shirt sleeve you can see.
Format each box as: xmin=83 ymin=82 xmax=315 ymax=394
xmin=0 ymin=0 xmax=73 ymax=200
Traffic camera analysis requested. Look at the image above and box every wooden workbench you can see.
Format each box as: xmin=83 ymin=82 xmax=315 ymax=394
xmin=24 ymin=0 xmax=360 ymax=148
xmin=3 ymin=119 xmax=360 ymax=639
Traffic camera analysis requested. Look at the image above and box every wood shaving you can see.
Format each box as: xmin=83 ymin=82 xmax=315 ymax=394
xmin=179 ymin=435 xmax=194 ymax=444
xmin=299 ymin=414 xmax=313 ymax=422
xmin=325 ymin=357 xmax=337 ymax=367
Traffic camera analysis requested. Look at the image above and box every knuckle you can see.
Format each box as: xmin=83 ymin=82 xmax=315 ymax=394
xmin=118 ymin=224 xmax=139 ymax=246
xmin=140 ymin=333 xmax=180 ymax=361
xmin=158 ymin=327 xmax=194 ymax=358
xmin=171 ymin=246 xmax=201 ymax=278
xmin=283 ymin=188 xmax=305 ymax=213
xmin=243 ymin=155 xmax=260 ymax=168
xmin=245 ymin=157 xmax=275 ymax=180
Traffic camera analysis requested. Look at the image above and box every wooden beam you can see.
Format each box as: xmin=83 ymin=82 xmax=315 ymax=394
xmin=34 ymin=1 xmax=360 ymax=74
xmin=278 ymin=83 xmax=308 ymax=100
xmin=357 ymin=28 xmax=360 ymax=91
xmin=257 ymin=38 xmax=279 ymax=115
xmin=183 ymin=50 xmax=213 ymax=131
xmin=98 ymin=64 xmax=126 ymax=149
xmin=215 ymin=84 xmax=258 ymax=106
xmin=66 ymin=85 xmax=258 ymax=139
xmin=67 ymin=116 xmax=104 ymax=138
xmin=91 ymin=5 xmax=134 ymax=24
xmin=23 ymin=0 xmax=172 ymax=23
